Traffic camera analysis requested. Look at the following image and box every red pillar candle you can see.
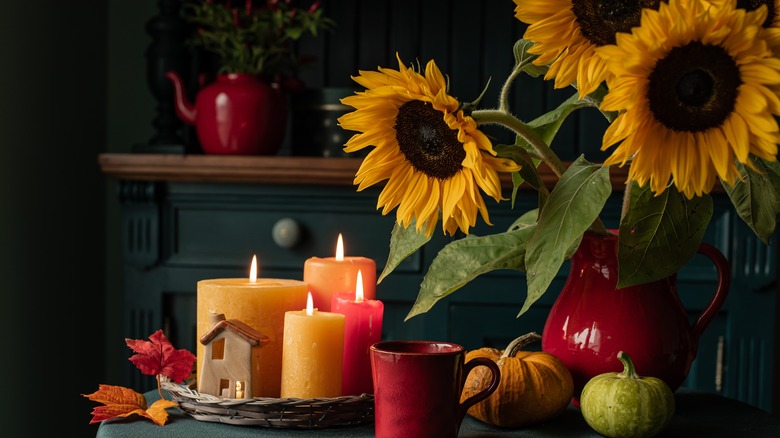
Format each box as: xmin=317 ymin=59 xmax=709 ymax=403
xmin=304 ymin=233 xmax=376 ymax=312
xmin=331 ymin=270 xmax=384 ymax=396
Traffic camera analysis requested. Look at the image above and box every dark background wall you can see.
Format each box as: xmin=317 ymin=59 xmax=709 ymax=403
xmin=0 ymin=1 xmax=105 ymax=436
xmin=0 ymin=1 xmax=153 ymax=436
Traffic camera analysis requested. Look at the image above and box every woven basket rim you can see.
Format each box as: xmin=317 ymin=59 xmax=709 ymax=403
xmin=160 ymin=376 xmax=374 ymax=429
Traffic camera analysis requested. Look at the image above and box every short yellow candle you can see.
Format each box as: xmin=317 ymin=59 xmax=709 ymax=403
xmin=197 ymin=256 xmax=308 ymax=398
xmin=303 ymin=233 xmax=376 ymax=311
xmin=280 ymin=292 xmax=345 ymax=398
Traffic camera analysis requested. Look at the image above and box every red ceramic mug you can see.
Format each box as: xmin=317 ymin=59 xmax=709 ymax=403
xmin=370 ymin=340 xmax=500 ymax=438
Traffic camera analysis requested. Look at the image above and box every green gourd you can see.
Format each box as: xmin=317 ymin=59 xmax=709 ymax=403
xmin=580 ymin=351 xmax=675 ymax=438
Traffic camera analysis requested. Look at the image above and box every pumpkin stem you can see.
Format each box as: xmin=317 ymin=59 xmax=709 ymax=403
xmin=501 ymin=332 xmax=542 ymax=358
xmin=617 ymin=351 xmax=640 ymax=379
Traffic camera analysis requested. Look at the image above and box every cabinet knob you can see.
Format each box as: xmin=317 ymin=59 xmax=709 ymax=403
xmin=272 ymin=218 xmax=301 ymax=248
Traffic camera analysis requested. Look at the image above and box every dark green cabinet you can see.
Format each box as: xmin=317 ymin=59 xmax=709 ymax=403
xmin=109 ymin=156 xmax=777 ymax=412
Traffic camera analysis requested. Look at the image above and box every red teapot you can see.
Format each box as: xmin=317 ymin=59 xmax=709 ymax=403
xmin=165 ymin=71 xmax=286 ymax=155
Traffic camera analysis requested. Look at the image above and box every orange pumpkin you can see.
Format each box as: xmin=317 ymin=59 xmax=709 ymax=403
xmin=461 ymin=332 xmax=573 ymax=428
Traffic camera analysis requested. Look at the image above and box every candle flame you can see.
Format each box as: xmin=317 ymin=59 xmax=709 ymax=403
xmin=336 ymin=233 xmax=344 ymax=261
xmin=356 ymin=270 xmax=364 ymax=302
xmin=306 ymin=291 xmax=314 ymax=316
xmin=250 ymin=255 xmax=258 ymax=282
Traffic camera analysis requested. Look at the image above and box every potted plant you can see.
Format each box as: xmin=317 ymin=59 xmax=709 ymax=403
xmin=166 ymin=0 xmax=335 ymax=155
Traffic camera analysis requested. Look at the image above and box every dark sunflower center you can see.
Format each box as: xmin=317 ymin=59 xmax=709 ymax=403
xmin=737 ymin=0 xmax=776 ymax=27
xmin=647 ymin=42 xmax=741 ymax=132
xmin=394 ymin=100 xmax=465 ymax=180
xmin=572 ymin=0 xmax=661 ymax=46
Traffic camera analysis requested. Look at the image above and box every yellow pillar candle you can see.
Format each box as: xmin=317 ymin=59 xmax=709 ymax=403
xmin=197 ymin=256 xmax=308 ymax=398
xmin=303 ymin=233 xmax=376 ymax=312
xmin=280 ymin=292 xmax=345 ymax=398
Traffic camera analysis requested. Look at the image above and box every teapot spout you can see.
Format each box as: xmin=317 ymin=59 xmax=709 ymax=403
xmin=165 ymin=71 xmax=197 ymax=125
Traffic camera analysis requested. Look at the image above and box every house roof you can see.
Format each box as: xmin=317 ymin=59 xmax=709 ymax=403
xmin=200 ymin=318 xmax=270 ymax=347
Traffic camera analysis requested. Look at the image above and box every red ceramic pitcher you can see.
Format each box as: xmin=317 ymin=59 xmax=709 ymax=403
xmin=165 ymin=71 xmax=286 ymax=155
xmin=541 ymin=232 xmax=730 ymax=399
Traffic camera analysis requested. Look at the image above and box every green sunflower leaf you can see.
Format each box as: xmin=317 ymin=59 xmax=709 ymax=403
xmin=723 ymin=159 xmax=780 ymax=244
xmin=494 ymin=144 xmax=548 ymax=209
xmin=513 ymin=39 xmax=546 ymax=77
xmin=526 ymin=93 xmax=591 ymax=147
xmin=511 ymin=172 xmax=525 ymax=208
xmin=508 ymin=209 xmax=539 ymax=231
xmin=405 ymin=222 xmax=536 ymax=321
xmin=617 ymin=182 xmax=713 ymax=287
xmin=378 ymin=220 xmax=431 ymax=284
xmin=522 ymin=156 xmax=611 ymax=316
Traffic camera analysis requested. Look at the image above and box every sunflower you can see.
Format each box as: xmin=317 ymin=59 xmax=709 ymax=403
xmin=736 ymin=0 xmax=780 ymax=27
xmin=514 ymin=0 xmax=662 ymax=99
xmin=338 ymin=55 xmax=522 ymax=237
xmin=736 ymin=0 xmax=780 ymax=50
xmin=596 ymin=0 xmax=780 ymax=198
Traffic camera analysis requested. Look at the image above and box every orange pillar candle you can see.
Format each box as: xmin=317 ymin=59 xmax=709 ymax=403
xmin=331 ymin=270 xmax=384 ymax=395
xmin=303 ymin=233 xmax=376 ymax=312
xmin=197 ymin=255 xmax=308 ymax=398
xmin=280 ymin=292 xmax=345 ymax=398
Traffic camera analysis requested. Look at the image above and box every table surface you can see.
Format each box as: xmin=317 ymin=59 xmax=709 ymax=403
xmin=95 ymin=389 xmax=780 ymax=437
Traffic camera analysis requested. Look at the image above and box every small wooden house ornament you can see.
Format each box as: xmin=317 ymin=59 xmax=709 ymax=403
xmin=199 ymin=312 xmax=270 ymax=398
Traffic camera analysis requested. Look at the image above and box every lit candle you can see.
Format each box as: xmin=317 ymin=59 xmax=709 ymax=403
xmin=303 ymin=233 xmax=376 ymax=312
xmin=331 ymin=270 xmax=384 ymax=395
xmin=197 ymin=255 xmax=308 ymax=398
xmin=280 ymin=292 xmax=345 ymax=398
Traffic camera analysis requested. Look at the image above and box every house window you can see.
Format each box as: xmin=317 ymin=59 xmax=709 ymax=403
xmin=211 ymin=338 xmax=225 ymax=360
xmin=219 ymin=379 xmax=230 ymax=397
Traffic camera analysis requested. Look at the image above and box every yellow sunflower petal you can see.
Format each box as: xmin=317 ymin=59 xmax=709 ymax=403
xmin=441 ymin=173 xmax=466 ymax=227
xmin=706 ymin=126 xmax=731 ymax=179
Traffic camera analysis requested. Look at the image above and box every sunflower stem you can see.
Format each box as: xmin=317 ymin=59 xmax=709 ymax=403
xmin=471 ymin=109 xmax=567 ymax=177
xmin=498 ymin=65 xmax=523 ymax=112
xmin=620 ymin=176 xmax=633 ymax=223
xmin=473 ymin=109 xmax=610 ymax=235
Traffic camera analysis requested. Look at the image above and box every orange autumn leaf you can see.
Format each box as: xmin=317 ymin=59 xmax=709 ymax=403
xmin=126 ymin=329 xmax=196 ymax=383
xmin=82 ymin=384 xmax=178 ymax=426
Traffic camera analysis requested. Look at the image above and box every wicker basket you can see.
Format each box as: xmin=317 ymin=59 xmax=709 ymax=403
xmin=160 ymin=377 xmax=374 ymax=429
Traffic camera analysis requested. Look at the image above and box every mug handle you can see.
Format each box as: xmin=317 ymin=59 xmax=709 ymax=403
xmin=459 ymin=357 xmax=501 ymax=417
xmin=690 ymin=243 xmax=731 ymax=344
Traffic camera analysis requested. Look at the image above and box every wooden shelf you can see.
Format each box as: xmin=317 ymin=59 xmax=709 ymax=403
xmin=98 ymin=153 xmax=638 ymax=190
xmin=98 ymin=153 xmax=365 ymax=186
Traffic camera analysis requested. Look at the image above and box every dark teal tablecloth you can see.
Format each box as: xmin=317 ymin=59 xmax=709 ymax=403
xmin=95 ymin=389 xmax=780 ymax=437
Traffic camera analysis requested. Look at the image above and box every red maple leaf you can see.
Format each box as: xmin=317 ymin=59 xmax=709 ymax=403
xmin=126 ymin=329 xmax=195 ymax=383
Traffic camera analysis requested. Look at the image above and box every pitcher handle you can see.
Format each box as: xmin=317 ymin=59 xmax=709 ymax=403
xmin=459 ymin=357 xmax=501 ymax=418
xmin=691 ymin=243 xmax=731 ymax=343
